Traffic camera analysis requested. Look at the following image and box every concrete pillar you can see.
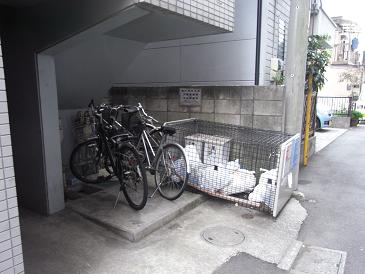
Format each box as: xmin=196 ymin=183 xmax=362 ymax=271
xmin=284 ymin=0 xmax=310 ymax=135
xmin=37 ymin=54 xmax=65 ymax=214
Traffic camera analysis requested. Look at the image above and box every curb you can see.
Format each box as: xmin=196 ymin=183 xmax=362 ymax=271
xmin=277 ymin=240 xmax=303 ymax=271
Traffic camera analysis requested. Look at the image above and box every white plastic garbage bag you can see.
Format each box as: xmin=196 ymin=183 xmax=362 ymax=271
xmin=200 ymin=165 xmax=231 ymax=191
xmin=183 ymin=144 xmax=207 ymax=185
xmin=171 ymin=158 xmax=186 ymax=183
xmin=248 ymin=168 xmax=278 ymax=209
xmin=184 ymin=144 xmax=202 ymax=164
xmin=225 ymin=159 xmax=241 ymax=172
xmin=222 ymin=169 xmax=256 ymax=195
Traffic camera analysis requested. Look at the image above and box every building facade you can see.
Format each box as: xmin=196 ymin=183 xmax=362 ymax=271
xmin=318 ymin=16 xmax=363 ymax=98
xmin=0 ymin=0 xmax=310 ymax=271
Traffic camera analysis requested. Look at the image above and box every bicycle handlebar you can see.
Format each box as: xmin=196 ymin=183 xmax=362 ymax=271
xmin=137 ymin=102 xmax=159 ymax=123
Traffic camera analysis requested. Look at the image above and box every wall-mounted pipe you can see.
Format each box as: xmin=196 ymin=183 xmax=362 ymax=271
xmin=255 ymin=0 xmax=263 ymax=85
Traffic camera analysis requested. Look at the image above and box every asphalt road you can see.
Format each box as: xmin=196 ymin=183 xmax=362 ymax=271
xmin=216 ymin=126 xmax=365 ymax=274
xmin=214 ymin=252 xmax=287 ymax=274
xmin=298 ymin=126 xmax=365 ymax=274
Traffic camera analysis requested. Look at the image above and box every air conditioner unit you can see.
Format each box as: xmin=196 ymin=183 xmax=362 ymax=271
xmin=270 ymin=58 xmax=284 ymax=81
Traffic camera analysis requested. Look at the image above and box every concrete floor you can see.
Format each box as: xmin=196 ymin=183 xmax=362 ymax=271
xmin=67 ymin=183 xmax=205 ymax=242
xmin=298 ymin=126 xmax=365 ymax=274
xmin=20 ymin=198 xmax=306 ymax=274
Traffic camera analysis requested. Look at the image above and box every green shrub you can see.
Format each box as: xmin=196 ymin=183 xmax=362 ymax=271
xmin=333 ymin=108 xmax=348 ymax=116
xmin=351 ymin=110 xmax=363 ymax=120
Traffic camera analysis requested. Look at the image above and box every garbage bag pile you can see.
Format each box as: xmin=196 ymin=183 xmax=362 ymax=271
xmin=180 ymin=144 xmax=278 ymax=209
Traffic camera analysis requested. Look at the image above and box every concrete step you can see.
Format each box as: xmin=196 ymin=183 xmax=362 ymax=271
xmin=290 ymin=245 xmax=347 ymax=274
xmin=67 ymin=183 xmax=206 ymax=242
xmin=278 ymin=240 xmax=347 ymax=274
xmin=278 ymin=240 xmax=304 ymax=271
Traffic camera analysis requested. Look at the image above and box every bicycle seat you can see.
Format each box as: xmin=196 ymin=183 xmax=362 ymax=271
xmin=122 ymin=106 xmax=138 ymax=113
xmin=161 ymin=126 xmax=176 ymax=136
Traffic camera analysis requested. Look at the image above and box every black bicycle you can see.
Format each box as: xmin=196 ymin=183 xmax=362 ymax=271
xmin=69 ymin=101 xmax=148 ymax=210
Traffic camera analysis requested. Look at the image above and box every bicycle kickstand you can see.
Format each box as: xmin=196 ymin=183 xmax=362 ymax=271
xmin=113 ymin=187 xmax=122 ymax=209
xmin=149 ymin=186 xmax=159 ymax=199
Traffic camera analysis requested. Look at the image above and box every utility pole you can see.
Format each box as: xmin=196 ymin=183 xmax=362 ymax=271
xmin=284 ymin=0 xmax=311 ymax=135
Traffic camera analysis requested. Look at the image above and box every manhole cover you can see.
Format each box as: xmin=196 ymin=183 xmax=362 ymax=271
xmin=242 ymin=213 xmax=254 ymax=219
xmin=201 ymin=226 xmax=245 ymax=247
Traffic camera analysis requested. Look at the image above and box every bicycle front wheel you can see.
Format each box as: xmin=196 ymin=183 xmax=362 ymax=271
xmin=118 ymin=143 xmax=148 ymax=210
xmin=154 ymin=143 xmax=188 ymax=200
xmin=69 ymin=138 xmax=113 ymax=184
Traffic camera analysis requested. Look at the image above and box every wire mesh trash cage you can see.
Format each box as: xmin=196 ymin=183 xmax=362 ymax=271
xmin=165 ymin=119 xmax=301 ymax=217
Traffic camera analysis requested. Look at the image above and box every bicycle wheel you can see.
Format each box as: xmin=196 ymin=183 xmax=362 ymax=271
xmin=118 ymin=143 xmax=148 ymax=210
xmin=69 ymin=138 xmax=113 ymax=184
xmin=154 ymin=143 xmax=189 ymax=200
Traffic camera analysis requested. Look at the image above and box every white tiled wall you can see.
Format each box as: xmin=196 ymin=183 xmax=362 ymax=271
xmin=138 ymin=0 xmax=235 ymax=31
xmin=0 ymin=38 xmax=24 ymax=274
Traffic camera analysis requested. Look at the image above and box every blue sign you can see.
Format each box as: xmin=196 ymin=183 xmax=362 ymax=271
xmin=352 ymin=38 xmax=359 ymax=50
xmin=290 ymin=137 xmax=300 ymax=169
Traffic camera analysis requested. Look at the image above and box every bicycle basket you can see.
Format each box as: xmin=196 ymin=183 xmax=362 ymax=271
xmin=118 ymin=106 xmax=146 ymax=135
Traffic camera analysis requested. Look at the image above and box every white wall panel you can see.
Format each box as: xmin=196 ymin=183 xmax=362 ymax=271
xmin=55 ymin=37 xmax=115 ymax=109
xmin=116 ymin=0 xmax=258 ymax=85
xmin=181 ymin=39 xmax=256 ymax=82
xmin=119 ymin=46 xmax=181 ymax=84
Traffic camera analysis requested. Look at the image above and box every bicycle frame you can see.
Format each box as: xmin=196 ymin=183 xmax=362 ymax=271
xmin=137 ymin=128 xmax=165 ymax=171
xmin=95 ymin=125 xmax=121 ymax=178
xmin=89 ymin=104 xmax=130 ymax=182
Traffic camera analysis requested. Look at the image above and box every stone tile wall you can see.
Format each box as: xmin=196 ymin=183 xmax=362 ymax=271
xmin=110 ymin=85 xmax=285 ymax=132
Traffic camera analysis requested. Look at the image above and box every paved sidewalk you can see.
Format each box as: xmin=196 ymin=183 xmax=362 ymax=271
xmin=298 ymin=126 xmax=365 ymax=274
xmin=315 ymin=128 xmax=348 ymax=153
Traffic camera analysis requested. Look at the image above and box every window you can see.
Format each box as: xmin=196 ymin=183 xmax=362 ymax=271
xmin=277 ymin=18 xmax=287 ymax=61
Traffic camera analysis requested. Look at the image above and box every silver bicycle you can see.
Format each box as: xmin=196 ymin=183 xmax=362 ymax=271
xmin=114 ymin=104 xmax=190 ymax=200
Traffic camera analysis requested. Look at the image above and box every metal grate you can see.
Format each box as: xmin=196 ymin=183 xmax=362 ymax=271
xmin=165 ymin=119 xmax=292 ymax=214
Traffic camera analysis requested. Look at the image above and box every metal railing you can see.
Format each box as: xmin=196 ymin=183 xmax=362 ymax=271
xmin=317 ymin=96 xmax=353 ymax=117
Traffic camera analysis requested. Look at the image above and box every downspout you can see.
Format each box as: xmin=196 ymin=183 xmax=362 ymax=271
xmin=255 ymin=0 xmax=263 ymax=85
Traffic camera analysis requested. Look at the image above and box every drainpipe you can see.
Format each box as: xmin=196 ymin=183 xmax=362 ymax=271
xmin=255 ymin=0 xmax=263 ymax=85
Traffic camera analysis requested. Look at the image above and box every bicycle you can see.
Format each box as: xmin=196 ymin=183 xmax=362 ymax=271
xmin=133 ymin=104 xmax=190 ymax=200
xmin=69 ymin=101 xmax=148 ymax=210
xmin=107 ymin=102 xmax=190 ymax=200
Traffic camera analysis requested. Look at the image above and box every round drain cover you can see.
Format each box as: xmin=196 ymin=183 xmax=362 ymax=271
xmin=201 ymin=226 xmax=245 ymax=247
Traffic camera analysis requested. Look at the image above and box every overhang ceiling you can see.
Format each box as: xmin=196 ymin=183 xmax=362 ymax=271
xmin=107 ymin=7 xmax=225 ymax=43
xmin=0 ymin=0 xmax=47 ymax=7
xmin=42 ymin=4 xmax=228 ymax=55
